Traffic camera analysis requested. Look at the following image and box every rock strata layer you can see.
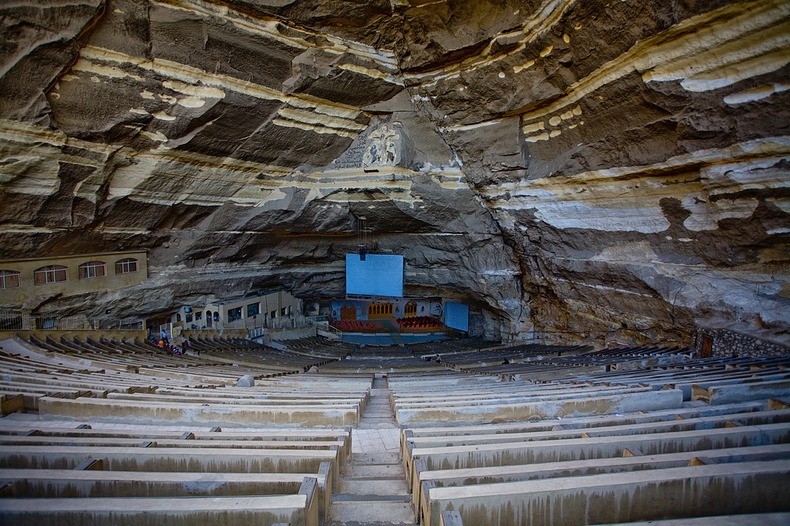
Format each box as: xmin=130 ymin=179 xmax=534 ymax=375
xmin=0 ymin=0 xmax=787 ymax=343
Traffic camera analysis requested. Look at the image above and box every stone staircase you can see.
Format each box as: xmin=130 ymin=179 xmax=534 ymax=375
xmin=328 ymin=375 xmax=415 ymax=526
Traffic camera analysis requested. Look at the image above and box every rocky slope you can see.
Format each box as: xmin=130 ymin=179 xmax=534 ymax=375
xmin=0 ymin=0 xmax=787 ymax=343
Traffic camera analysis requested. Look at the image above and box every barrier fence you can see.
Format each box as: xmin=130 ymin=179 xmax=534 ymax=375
xmin=0 ymin=311 xmax=143 ymax=331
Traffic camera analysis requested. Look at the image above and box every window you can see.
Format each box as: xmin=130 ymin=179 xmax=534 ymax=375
xmin=270 ymin=310 xmax=277 ymax=319
xmin=0 ymin=270 xmax=20 ymax=289
xmin=78 ymin=261 xmax=106 ymax=279
xmin=247 ymin=302 xmax=260 ymax=317
xmin=281 ymin=307 xmax=286 ymax=316
xmin=115 ymin=258 xmax=138 ymax=274
xmin=228 ymin=307 xmax=242 ymax=322
xmin=195 ymin=311 xmax=202 ymax=321
xmin=34 ymin=265 xmax=68 ymax=285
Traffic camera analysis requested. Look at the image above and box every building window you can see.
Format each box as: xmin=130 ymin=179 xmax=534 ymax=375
xmin=115 ymin=258 xmax=138 ymax=274
xmin=228 ymin=307 xmax=242 ymax=322
xmin=79 ymin=261 xmax=106 ymax=279
xmin=34 ymin=265 xmax=68 ymax=285
xmin=0 ymin=270 xmax=20 ymax=289
xmin=247 ymin=302 xmax=260 ymax=317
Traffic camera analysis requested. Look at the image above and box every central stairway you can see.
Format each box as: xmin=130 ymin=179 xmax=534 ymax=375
xmin=328 ymin=375 xmax=415 ymax=526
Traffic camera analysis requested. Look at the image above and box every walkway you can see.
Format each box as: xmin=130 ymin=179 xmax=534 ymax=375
xmin=328 ymin=375 xmax=415 ymax=526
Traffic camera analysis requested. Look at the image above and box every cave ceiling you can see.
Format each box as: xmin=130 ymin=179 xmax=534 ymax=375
xmin=0 ymin=0 xmax=788 ymax=343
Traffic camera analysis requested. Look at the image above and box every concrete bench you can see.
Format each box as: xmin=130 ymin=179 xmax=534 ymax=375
xmin=406 ymin=422 xmax=790 ymax=494
xmin=694 ymin=379 xmax=790 ymax=405
xmin=394 ymin=387 xmax=684 ymax=425
xmin=406 ymin=409 xmax=790 ymax=450
xmin=0 ymin=445 xmax=341 ymax=486
xmin=415 ymin=443 xmax=790 ymax=521
xmin=0 ymin=423 xmax=353 ymax=465
xmin=595 ymin=512 xmax=790 ymax=525
xmin=661 ymin=371 xmax=790 ymax=400
xmin=393 ymin=384 xmax=653 ymax=409
xmin=400 ymin=400 xmax=765 ymax=436
xmin=0 ymin=478 xmax=320 ymax=526
xmin=106 ymin=391 xmax=366 ymax=406
xmin=423 ymin=460 xmax=790 ymax=526
xmin=0 ymin=467 xmax=331 ymax=522
xmin=397 ymin=401 xmax=768 ymax=461
xmin=0 ymin=435 xmax=350 ymax=467
xmin=37 ymin=396 xmax=360 ymax=427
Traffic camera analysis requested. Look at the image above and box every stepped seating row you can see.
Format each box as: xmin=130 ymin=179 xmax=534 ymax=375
xmin=0 ymin=337 xmax=372 ymax=426
xmin=333 ymin=319 xmax=381 ymax=333
xmin=397 ymin=317 xmax=442 ymax=330
xmin=581 ymin=344 xmax=694 ymax=358
xmin=406 ymin=341 xmax=697 ymax=381
xmin=26 ymin=336 xmax=311 ymax=389
xmin=0 ymin=335 xmax=378 ymax=525
xmin=0 ymin=416 xmax=352 ymax=525
xmin=407 ymin=337 xmax=492 ymax=359
xmin=552 ymin=355 xmax=790 ymax=403
xmin=395 ymin=353 xmax=790 ymax=526
xmin=283 ymin=336 xmax=355 ymax=360
xmin=319 ymin=350 xmax=447 ymax=374
xmin=422 ymin=343 xmax=589 ymax=368
xmin=438 ymin=346 xmax=691 ymax=380
xmin=187 ymin=337 xmax=340 ymax=373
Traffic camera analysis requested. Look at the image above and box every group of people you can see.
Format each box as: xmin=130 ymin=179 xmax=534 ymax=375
xmin=154 ymin=328 xmax=191 ymax=355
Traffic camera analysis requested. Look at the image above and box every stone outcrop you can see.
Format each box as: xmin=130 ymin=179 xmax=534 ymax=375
xmin=0 ymin=0 xmax=787 ymax=343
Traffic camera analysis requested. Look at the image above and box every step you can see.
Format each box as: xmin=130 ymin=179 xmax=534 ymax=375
xmin=361 ymin=409 xmax=394 ymax=416
xmin=333 ymin=493 xmax=410 ymax=503
xmin=328 ymin=500 xmax=415 ymax=525
xmin=363 ymin=409 xmax=394 ymax=415
xmin=339 ymin=479 xmax=409 ymax=495
xmin=360 ymin=417 xmax=396 ymax=424
xmin=345 ymin=463 xmax=404 ymax=478
xmin=352 ymin=452 xmax=400 ymax=464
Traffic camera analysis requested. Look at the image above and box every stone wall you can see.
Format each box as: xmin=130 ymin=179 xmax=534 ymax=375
xmin=693 ymin=326 xmax=790 ymax=358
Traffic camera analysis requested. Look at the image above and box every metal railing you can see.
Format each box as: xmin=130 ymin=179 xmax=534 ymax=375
xmin=0 ymin=311 xmax=144 ymax=331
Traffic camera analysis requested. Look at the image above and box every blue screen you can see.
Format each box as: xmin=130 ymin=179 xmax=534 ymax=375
xmin=346 ymin=254 xmax=404 ymax=297
xmin=445 ymin=302 xmax=469 ymax=332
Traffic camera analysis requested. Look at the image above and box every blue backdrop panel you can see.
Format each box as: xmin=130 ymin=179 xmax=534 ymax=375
xmin=345 ymin=254 xmax=404 ymax=297
xmin=445 ymin=302 xmax=469 ymax=332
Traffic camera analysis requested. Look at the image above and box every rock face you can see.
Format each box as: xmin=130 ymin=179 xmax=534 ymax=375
xmin=0 ymin=0 xmax=787 ymax=344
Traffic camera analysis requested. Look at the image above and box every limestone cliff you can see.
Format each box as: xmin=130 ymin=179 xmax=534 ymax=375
xmin=0 ymin=0 xmax=787 ymax=343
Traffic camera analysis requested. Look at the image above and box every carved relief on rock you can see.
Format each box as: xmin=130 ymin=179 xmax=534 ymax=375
xmin=362 ymin=122 xmax=413 ymax=171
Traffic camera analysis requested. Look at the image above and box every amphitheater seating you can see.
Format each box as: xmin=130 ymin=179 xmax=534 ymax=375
xmin=1 ymin=334 xmax=788 ymax=525
xmin=0 ymin=335 xmax=371 ymax=525
xmin=396 ymin=316 xmax=442 ymax=331
xmin=0 ymin=422 xmax=326 ymax=524
xmin=393 ymin=348 xmax=790 ymax=526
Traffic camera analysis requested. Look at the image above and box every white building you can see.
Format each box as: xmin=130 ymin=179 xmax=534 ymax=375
xmin=172 ymin=289 xmax=301 ymax=330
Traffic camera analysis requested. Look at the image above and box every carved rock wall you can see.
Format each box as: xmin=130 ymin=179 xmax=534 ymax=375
xmin=0 ymin=0 xmax=787 ymax=343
